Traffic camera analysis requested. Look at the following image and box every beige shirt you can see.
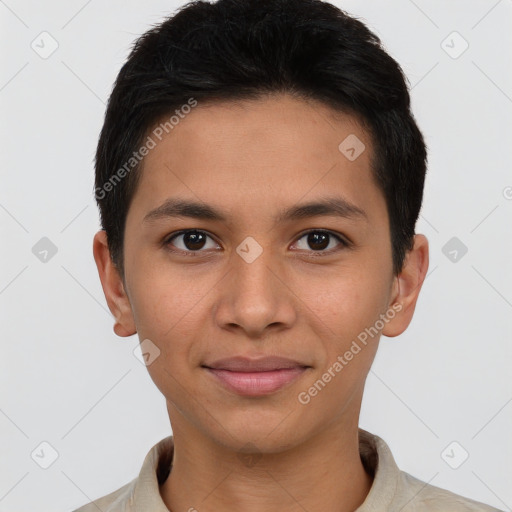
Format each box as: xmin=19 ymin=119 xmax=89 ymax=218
xmin=73 ymin=429 xmax=502 ymax=511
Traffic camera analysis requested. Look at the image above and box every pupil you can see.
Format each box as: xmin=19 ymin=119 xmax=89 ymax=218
xmin=184 ymin=231 xmax=206 ymax=250
xmin=308 ymin=232 xmax=329 ymax=250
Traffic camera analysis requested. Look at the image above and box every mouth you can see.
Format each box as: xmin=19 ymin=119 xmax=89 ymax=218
xmin=202 ymin=356 xmax=311 ymax=396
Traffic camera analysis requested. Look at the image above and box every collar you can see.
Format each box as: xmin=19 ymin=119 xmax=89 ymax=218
xmin=132 ymin=428 xmax=399 ymax=511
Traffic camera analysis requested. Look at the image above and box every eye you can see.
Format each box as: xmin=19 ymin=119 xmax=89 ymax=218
xmin=163 ymin=228 xmax=349 ymax=257
xmin=292 ymin=230 xmax=349 ymax=254
xmin=164 ymin=230 xmax=220 ymax=254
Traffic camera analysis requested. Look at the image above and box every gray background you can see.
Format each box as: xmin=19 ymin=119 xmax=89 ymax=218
xmin=1 ymin=1 xmax=511 ymax=510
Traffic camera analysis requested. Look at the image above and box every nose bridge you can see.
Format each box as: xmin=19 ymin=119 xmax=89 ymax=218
xmin=233 ymin=239 xmax=279 ymax=309
xmin=235 ymin=244 xmax=275 ymax=296
xmin=214 ymin=238 xmax=296 ymax=336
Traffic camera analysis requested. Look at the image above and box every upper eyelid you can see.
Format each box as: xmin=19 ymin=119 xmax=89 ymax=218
xmin=294 ymin=229 xmax=347 ymax=243
xmin=165 ymin=229 xmax=348 ymax=250
xmin=292 ymin=230 xmax=350 ymax=252
xmin=166 ymin=229 xmax=220 ymax=246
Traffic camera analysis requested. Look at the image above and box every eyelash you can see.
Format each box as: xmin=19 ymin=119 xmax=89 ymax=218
xmin=163 ymin=229 xmax=350 ymax=257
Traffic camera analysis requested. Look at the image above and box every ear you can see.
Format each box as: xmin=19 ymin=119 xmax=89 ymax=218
xmin=92 ymin=230 xmax=137 ymax=337
xmin=382 ymin=234 xmax=429 ymax=338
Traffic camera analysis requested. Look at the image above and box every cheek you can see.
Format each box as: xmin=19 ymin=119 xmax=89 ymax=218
xmin=128 ymin=277 xmax=201 ymax=398
xmin=126 ymin=262 xmax=215 ymax=381
xmin=126 ymin=251 xmax=207 ymax=337
xmin=298 ymin=269 xmax=389 ymax=404
xmin=307 ymin=265 xmax=390 ymax=336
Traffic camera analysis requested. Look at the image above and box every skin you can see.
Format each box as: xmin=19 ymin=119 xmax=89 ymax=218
xmin=93 ymin=93 xmax=429 ymax=512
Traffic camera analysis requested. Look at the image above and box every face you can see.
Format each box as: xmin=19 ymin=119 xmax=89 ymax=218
xmin=94 ymin=93 xmax=428 ymax=454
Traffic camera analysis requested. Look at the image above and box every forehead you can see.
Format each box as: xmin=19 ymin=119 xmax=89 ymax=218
xmin=128 ymin=93 xmax=386 ymax=228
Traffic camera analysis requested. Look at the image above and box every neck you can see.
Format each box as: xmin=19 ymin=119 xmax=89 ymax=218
xmin=160 ymin=416 xmax=373 ymax=512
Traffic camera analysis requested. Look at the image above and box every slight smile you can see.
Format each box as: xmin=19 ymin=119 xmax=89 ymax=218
xmin=202 ymin=356 xmax=311 ymax=396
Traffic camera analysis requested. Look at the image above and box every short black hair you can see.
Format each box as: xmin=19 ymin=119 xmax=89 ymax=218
xmin=94 ymin=0 xmax=427 ymax=278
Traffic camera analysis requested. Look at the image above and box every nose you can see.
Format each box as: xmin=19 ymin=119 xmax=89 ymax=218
xmin=213 ymin=243 xmax=297 ymax=339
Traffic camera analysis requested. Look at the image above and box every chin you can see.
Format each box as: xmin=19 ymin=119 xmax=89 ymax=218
xmin=208 ymin=409 xmax=312 ymax=453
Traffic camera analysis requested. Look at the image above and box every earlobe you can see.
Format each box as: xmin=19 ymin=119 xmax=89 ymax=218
xmin=92 ymin=230 xmax=137 ymax=337
xmin=113 ymin=319 xmax=136 ymax=337
xmin=382 ymin=234 xmax=429 ymax=338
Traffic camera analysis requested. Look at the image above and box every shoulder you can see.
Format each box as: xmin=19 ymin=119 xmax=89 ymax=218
xmin=357 ymin=429 xmax=502 ymax=512
xmin=71 ymin=435 xmax=174 ymax=512
xmin=72 ymin=478 xmax=136 ymax=512
xmin=395 ymin=470 xmax=503 ymax=511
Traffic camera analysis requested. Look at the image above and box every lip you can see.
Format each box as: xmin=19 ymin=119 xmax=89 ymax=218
xmin=204 ymin=355 xmax=308 ymax=372
xmin=203 ymin=356 xmax=310 ymax=396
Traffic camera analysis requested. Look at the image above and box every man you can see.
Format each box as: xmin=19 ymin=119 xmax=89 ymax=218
xmin=75 ymin=0 xmax=501 ymax=510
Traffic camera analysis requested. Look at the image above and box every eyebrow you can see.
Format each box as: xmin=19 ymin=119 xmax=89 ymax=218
xmin=143 ymin=196 xmax=367 ymax=224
